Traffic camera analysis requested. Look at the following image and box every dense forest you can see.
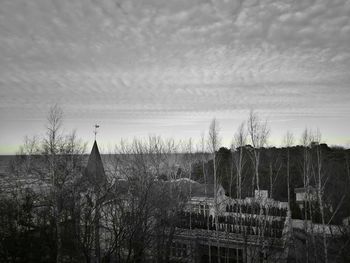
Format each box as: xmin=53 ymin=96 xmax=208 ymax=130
xmin=191 ymin=144 xmax=350 ymax=224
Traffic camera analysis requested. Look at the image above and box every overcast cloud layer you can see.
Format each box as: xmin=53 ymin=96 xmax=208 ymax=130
xmin=1 ymin=0 xmax=350 ymax=153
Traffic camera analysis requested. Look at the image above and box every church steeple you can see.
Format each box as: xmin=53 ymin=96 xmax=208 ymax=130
xmin=84 ymin=140 xmax=106 ymax=186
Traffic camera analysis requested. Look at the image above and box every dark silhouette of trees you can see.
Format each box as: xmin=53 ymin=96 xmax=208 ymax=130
xmin=1 ymin=108 xmax=350 ymax=262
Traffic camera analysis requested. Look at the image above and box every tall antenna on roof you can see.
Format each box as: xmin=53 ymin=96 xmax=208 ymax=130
xmin=94 ymin=124 xmax=100 ymax=141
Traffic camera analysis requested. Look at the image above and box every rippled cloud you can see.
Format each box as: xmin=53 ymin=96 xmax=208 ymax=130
xmin=1 ymin=0 xmax=350 ymax=153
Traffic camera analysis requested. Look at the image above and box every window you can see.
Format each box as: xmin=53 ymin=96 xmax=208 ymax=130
xmin=171 ymin=242 xmax=187 ymax=258
xmin=200 ymin=204 xmax=204 ymax=215
xmin=205 ymin=205 xmax=209 ymax=216
xmin=200 ymin=245 xmax=243 ymax=263
xmin=259 ymin=251 xmax=267 ymax=263
xmin=199 ymin=203 xmax=209 ymax=216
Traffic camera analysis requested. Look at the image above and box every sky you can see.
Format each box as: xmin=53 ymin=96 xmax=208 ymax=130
xmin=1 ymin=0 xmax=350 ymax=154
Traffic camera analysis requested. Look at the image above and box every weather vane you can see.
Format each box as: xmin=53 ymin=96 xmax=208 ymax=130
xmin=94 ymin=124 xmax=100 ymax=140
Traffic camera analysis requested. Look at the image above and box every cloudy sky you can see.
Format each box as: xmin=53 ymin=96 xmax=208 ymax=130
xmin=1 ymin=0 xmax=350 ymax=154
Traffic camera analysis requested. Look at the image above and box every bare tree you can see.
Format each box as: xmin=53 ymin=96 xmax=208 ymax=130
xmin=179 ymin=139 xmax=194 ymax=229
xmin=110 ymin=136 xmax=189 ymax=262
xmin=45 ymin=104 xmax=65 ymax=263
xmin=232 ymin=122 xmax=247 ymax=199
xmin=7 ymin=105 xmax=87 ymax=263
xmin=247 ymin=110 xmax=269 ymax=193
xmin=313 ymin=130 xmax=328 ymax=263
xmin=199 ymin=132 xmax=209 ymax=190
xmin=208 ymin=118 xmax=222 ymax=262
xmin=300 ymin=128 xmax=319 ymax=263
xmin=43 ymin=105 xmax=90 ymax=263
xmin=198 ymin=132 xmax=212 ymax=263
xmin=283 ymin=131 xmax=294 ymax=210
xmin=208 ymin=118 xmax=221 ymax=201
xmin=267 ymin=150 xmax=282 ymax=199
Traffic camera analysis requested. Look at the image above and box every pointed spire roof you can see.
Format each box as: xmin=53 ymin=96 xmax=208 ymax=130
xmin=84 ymin=140 xmax=106 ymax=186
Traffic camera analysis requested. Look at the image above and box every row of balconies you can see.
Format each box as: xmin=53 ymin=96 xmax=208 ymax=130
xmin=225 ymin=203 xmax=288 ymax=217
xmin=174 ymin=227 xmax=285 ymax=248
xmin=176 ymin=212 xmax=285 ymax=239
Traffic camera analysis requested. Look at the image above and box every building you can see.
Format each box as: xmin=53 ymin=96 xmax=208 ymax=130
xmin=295 ymin=186 xmax=317 ymax=210
xmin=80 ymin=141 xmax=291 ymax=263
xmin=169 ymin=182 xmax=290 ymax=263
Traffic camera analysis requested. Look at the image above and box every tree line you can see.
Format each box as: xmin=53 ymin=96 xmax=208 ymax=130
xmin=0 ymin=106 xmax=350 ymax=262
